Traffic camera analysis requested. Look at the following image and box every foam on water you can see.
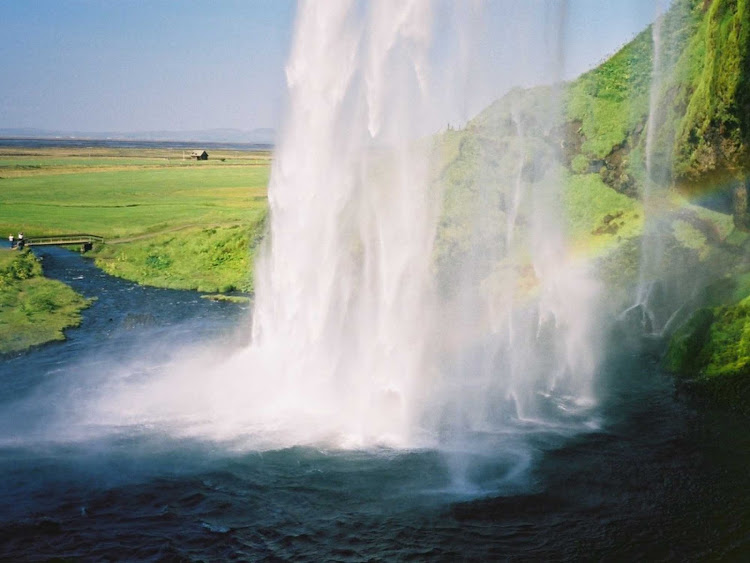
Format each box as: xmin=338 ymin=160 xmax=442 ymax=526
xmin=200 ymin=0 xmax=600 ymax=458
xmin=5 ymin=2 xmax=608 ymax=490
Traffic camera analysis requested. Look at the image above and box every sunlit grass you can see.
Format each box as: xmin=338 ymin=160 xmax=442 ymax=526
xmin=563 ymin=172 xmax=643 ymax=255
xmin=0 ymin=146 xmax=271 ymax=292
xmin=0 ymin=165 xmax=269 ymax=238
xmin=0 ymin=249 xmax=91 ymax=354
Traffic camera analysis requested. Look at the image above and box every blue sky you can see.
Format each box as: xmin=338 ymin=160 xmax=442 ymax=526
xmin=0 ymin=0 xmax=659 ymax=133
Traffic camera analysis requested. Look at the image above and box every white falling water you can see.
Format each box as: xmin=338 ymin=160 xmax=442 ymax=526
xmin=245 ymin=0 xmax=441 ymax=447
xmin=630 ymin=1 xmax=689 ymax=337
xmin=74 ymin=1 xmax=604 ymax=469
xmin=233 ymin=0 xmax=600 ymax=449
xmin=633 ymin=4 xmax=668 ymax=334
xmin=429 ymin=0 xmax=599 ymax=448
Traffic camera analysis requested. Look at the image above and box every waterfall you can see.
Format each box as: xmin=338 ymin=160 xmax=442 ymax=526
xmin=78 ymin=1 xmax=605 ymax=465
xmin=630 ymin=0 xmax=691 ymax=338
xmin=235 ymin=0 xmax=602 ymax=458
xmin=246 ymin=0 xmax=440 ymax=446
xmin=633 ymin=3 xmax=668 ymax=334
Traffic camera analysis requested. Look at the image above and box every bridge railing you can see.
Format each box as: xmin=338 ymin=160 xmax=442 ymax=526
xmin=24 ymin=234 xmax=105 ymax=245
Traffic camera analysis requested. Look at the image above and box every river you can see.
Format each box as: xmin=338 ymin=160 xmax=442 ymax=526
xmin=0 ymin=248 xmax=748 ymax=560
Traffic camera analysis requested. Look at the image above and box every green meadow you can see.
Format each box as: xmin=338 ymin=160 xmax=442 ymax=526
xmin=0 ymin=146 xmax=270 ymax=293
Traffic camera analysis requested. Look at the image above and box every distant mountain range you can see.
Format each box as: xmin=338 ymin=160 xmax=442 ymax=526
xmin=0 ymin=127 xmax=276 ymax=145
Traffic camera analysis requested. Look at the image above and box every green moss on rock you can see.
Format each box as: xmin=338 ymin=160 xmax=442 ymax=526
xmin=565 ymin=25 xmax=653 ymax=160
xmin=571 ymin=154 xmax=589 ymax=174
xmin=663 ymin=307 xmax=716 ymax=374
xmin=673 ymin=0 xmax=750 ymax=185
xmin=664 ymin=298 xmax=750 ymax=412
xmin=702 ymin=299 xmax=750 ymax=377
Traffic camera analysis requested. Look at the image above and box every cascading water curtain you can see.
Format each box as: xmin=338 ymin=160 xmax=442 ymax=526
xmin=242 ymin=0 xmax=603 ymax=455
xmin=631 ymin=0 xmax=695 ymax=337
xmin=248 ymin=0 xmax=440 ymax=447
xmin=429 ymin=0 xmax=600 ymax=449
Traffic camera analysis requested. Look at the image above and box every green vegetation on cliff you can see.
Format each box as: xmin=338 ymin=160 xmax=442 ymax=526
xmin=664 ymin=295 xmax=750 ymax=413
xmin=673 ymin=0 xmax=750 ymax=185
xmin=433 ymin=0 xmax=742 ymax=301
xmin=657 ymin=0 xmax=750 ymax=411
xmin=432 ymin=0 xmax=750 ymax=410
xmin=558 ymin=0 xmax=750 ymax=216
xmin=565 ymin=25 xmax=652 ymax=163
xmin=0 ymin=249 xmax=91 ymax=355
xmin=562 ymin=172 xmax=643 ymax=251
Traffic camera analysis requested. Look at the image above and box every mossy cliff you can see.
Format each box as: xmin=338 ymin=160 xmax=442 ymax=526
xmin=562 ymin=0 xmax=749 ymax=227
xmin=563 ymin=0 xmax=750 ymax=225
xmin=0 ymin=249 xmax=91 ymax=355
xmin=658 ymin=0 xmax=750 ymax=412
xmin=664 ymin=294 xmax=750 ymax=413
xmin=436 ymin=0 xmax=746 ymax=288
xmin=433 ymin=0 xmax=750 ymax=410
xmin=673 ymin=0 xmax=750 ymax=193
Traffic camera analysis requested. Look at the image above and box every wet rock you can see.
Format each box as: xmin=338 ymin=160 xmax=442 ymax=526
xmin=121 ymin=313 xmax=157 ymax=329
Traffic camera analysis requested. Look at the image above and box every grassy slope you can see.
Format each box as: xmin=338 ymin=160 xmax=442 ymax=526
xmin=565 ymin=24 xmax=652 ymax=162
xmin=0 ymin=249 xmax=90 ymax=355
xmin=434 ymin=5 xmax=704 ymax=297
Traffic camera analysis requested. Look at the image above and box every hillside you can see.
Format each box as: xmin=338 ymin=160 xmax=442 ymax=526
xmin=433 ymin=0 xmax=750 ymax=410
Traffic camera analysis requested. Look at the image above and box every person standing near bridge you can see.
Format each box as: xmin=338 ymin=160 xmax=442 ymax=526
xmin=8 ymin=234 xmax=14 ymax=248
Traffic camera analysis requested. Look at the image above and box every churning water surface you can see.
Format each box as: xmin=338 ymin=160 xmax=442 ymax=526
xmin=0 ymin=247 xmax=748 ymax=560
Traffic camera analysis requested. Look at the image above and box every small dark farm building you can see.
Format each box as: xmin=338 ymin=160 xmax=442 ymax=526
xmin=190 ymin=150 xmax=209 ymax=160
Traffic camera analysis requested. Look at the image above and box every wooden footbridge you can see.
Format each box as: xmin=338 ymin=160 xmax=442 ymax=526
xmin=21 ymin=234 xmax=104 ymax=251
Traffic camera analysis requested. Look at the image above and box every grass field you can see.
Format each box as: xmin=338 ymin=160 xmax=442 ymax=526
xmin=0 ymin=146 xmax=269 ymax=237
xmin=0 ymin=248 xmax=91 ymax=355
xmin=0 ymin=145 xmax=270 ymax=292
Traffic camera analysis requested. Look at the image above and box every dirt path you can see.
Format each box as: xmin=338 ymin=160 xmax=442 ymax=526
xmin=108 ymin=221 xmax=246 ymax=244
